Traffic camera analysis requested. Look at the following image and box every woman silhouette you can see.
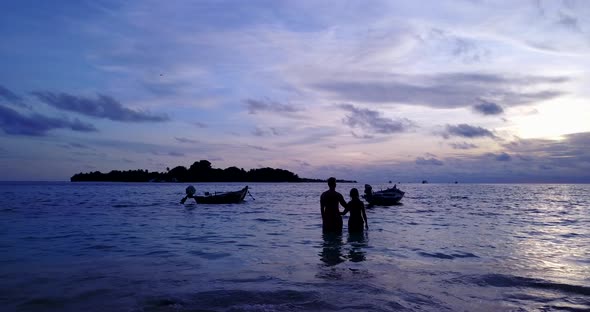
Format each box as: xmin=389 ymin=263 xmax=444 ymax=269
xmin=341 ymin=188 xmax=368 ymax=232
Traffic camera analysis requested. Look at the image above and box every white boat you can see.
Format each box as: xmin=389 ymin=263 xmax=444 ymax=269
xmin=362 ymin=184 xmax=404 ymax=206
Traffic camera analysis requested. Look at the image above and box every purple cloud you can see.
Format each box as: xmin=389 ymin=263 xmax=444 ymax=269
xmin=32 ymin=91 xmax=169 ymax=122
xmin=313 ymin=73 xmax=567 ymax=109
xmin=245 ymin=98 xmax=301 ymax=115
xmin=473 ymin=101 xmax=503 ymax=115
xmin=0 ymin=85 xmax=22 ymax=103
xmin=339 ymin=103 xmax=414 ymax=134
xmin=493 ymin=152 xmax=512 ymax=161
xmin=175 ymin=137 xmax=198 ymax=143
xmin=0 ymin=105 xmax=97 ymax=136
xmin=450 ymin=142 xmax=478 ymax=150
xmin=415 ymin=157 xmax=444 ymax=166
xmin=443 ymin=124 xmax=495 ymax=139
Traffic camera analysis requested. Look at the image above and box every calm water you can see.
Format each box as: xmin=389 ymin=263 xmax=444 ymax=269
xmin=0 ymin=182 xmax=589 ymax=312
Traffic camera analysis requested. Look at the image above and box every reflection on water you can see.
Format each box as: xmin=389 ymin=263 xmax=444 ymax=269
xmin=320 ymin=233 xmax=344 ymax=266
xmin=319 ymin=231 xmax=369 ymax=266
xmin=347 ymin=231 xmax=368 ymax=263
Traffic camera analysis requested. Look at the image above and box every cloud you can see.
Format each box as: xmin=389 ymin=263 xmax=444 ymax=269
xmin=312 ymin=73 xmax=568 ymax=109
xmin=150 ymin=150 xmax=186 ymax=157
xmin=59 ymin=142 xmax=90 ymax=149
xmin=142 ymin=80 xmax=192 ymax=96
xmin=0 ymin=105 xmax=97 ymax=136
xmin=491 ymin=152 xmax=511 ymax=161
xmin=32 ymin=92 xmax=169 ymax=122
xmin=424 ymin=132 xmax=590 ymax=182
xmin=313 ymin=131 xmax=590 ymax=182
xmin=450 ymin=142 xmax=478 ymax=150
xmin=245 ymin=98 xmax=301 ymax=115
xmin=252 ymin=127 xmax=267 ymax=137
xmin=351 ymin=131 xmax=375 ymax=139
xmin=0 ymin=85 xmax=29 ymax=108
xmin=293 ymin=160 xmax=311 ymax=167
xmin=193 ymin=122 xmax=207 ymax=128
xmin=246 ymin=144 xmax=270 ymax=151
xmin=87 ymin=137 xmax=213 ymax=156
xmin=556 ymin=13 xmax=581 ymax=32
xmin=451 ymin=38 xmax=490 ymax=64
xmin=339 ymin=103 xmax=414 ymax=134
xmin=270 ymin=127 xmax=281 ymax=136
xmin=415 ymin=157 xmax=444 ymax=166
xmin=0 ymin=85 xmax=22 ymax=103
xmin=423 ymin=28 xmax=490 ymax=64
xmin=472 ymin=101 xmax=503 ymax=115
xmin=442 ymin=124 xmax=495 ymax=139
xmin=252 ymin=126 xmax=282 ymax=137
xmin=175 ymin=137 xmax=198 ymax=143
xmin=503 ymin=133 xmax=590 ymax=166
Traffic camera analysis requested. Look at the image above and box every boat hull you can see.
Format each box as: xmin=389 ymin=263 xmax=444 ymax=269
xmin=363 ymin=194 xmax=403 ymax=206
xmin=195 ymin=186 xmax=248 ymax=204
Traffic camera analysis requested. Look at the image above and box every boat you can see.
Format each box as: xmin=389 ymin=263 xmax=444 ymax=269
xmin=362 ymin=184 xmax=404 ymax=206
xmin=181 ymin=186 xmax=250 ymax=204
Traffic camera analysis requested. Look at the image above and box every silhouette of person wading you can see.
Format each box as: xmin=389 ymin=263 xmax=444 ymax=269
xmin=341 ymin=188 xmax=368 ymax=232
xmin=320 ymin=177 xmax=348 ymax=233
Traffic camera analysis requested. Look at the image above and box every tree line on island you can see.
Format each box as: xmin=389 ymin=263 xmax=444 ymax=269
xmin=71 ymin=160 xmax=356 ymax=183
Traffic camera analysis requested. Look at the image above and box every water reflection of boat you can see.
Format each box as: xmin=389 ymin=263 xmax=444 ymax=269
xmin=362 ymin=184 xmax=404 ymax=206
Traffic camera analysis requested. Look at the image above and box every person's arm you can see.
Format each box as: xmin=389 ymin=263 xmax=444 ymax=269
xmin=338 ymin=193 xmax=348 ymax=210
xmin=320 ymin=195 xmax=325 ymax=220
xmin=341 ymin=201 xmax=349 ymax=215
xmin=361 ymin=202 xmax=368 ymax=229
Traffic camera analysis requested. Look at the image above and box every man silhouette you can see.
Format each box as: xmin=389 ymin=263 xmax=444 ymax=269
xmin=320 ymin=177 xmax=348 ymax=233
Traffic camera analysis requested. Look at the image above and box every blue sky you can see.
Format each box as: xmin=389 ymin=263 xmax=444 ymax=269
xmin=1 ymin=0 xmax=590 ymax=182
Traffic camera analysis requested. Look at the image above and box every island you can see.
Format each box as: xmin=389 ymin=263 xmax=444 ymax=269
xmin=71 ymin=160 xmax=357 ymax=183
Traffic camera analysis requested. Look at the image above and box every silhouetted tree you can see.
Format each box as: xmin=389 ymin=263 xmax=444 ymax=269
xmin=70 ymin=160 xmax=356 ymax=183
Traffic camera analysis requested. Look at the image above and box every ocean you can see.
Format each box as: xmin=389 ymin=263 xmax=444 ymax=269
xmin=0 ymin=182 xmax=588 ymax=311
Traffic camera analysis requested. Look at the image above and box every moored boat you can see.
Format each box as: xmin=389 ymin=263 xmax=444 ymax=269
xmin=362 ymin=184 xmax=404 ymax=206
xmin=181 ymin=186 xmax=249 ymax=204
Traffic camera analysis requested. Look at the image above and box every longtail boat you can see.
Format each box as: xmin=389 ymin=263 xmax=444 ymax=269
xmin=181 ymin=186 xmax=249 ymax=204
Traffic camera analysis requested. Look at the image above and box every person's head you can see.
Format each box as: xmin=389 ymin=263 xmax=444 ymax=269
xmin=327 ymin=177 xmax=336 ymax=189
xmin=350 ymin=188 xmax=359 ymax=199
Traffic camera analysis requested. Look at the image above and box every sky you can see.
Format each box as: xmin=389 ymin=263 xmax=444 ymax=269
xmin=1 ymin=0 xmax=589 ymax=182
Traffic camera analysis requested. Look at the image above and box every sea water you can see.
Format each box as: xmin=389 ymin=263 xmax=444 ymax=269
xmin=0 ymin=182 xmax=589 ymax=311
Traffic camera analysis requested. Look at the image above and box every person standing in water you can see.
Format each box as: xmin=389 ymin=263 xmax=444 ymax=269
xmin=320 ymin=177 xmax=348 ymax=233
xmin=341 ymin=188 xmax=368 ymax=232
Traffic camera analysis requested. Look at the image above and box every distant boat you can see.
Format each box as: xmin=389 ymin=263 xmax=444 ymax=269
xmin=422 ymin=180 xmax=428 ymax=184
xmin=362 ymin=184 xmax=404 ymax=206
xmin=182 ymin=186 xmax=249 ymax=204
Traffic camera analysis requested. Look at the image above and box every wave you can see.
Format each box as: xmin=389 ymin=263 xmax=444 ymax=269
xmin=141 ymin=289 xmax=329 ymax=312
xmin=188 ymin=250 xmax=231 ymax=259
xmin=84 ymin=244 xmax=117 ymax=250
xmin=418 ymin=251 xmax=479 ymax=260
xmin=254 ymin=218 xmax=281 ymax=223
xmin=449 ymin=196 xmax=469 ymax=200
xmin=464 ymin=274 xmax=590 ymax=296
